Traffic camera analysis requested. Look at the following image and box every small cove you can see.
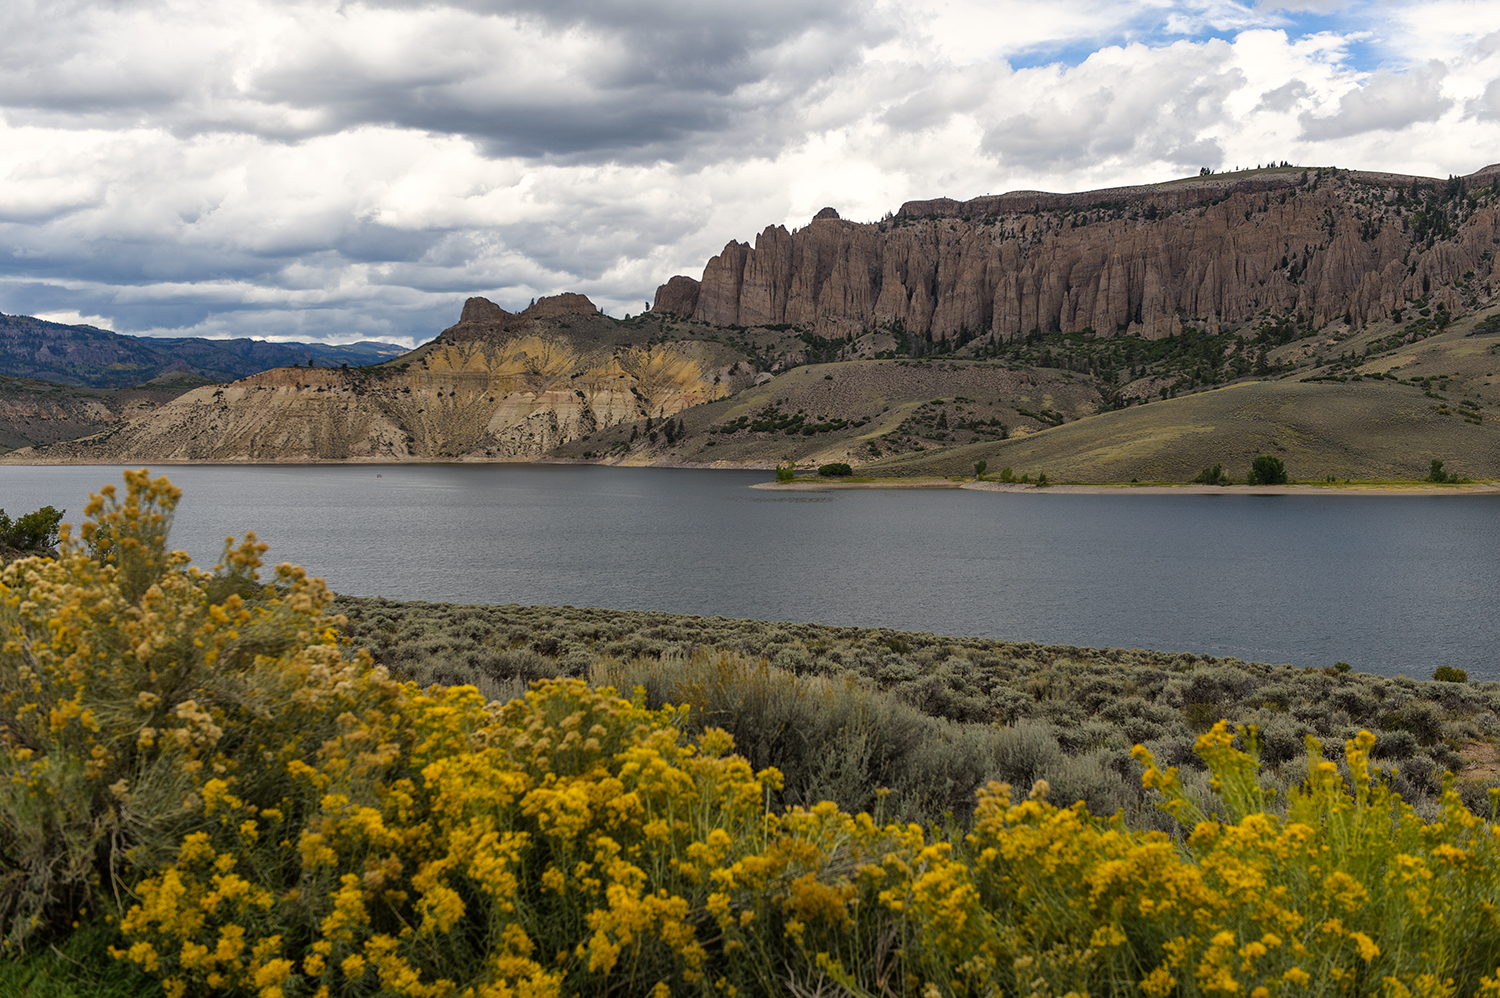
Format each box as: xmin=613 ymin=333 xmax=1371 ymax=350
xmin=4 ymin=463 xmax=1497 ymax=680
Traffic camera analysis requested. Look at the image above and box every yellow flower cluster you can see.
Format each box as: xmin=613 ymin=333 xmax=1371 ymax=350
xmin=117 ymin=678 xmax=807 ymax=998
xmin=116 ymin=674 xmax=1500 ymax=998
xmin=0 ymin=469 xmax=365 ymax=949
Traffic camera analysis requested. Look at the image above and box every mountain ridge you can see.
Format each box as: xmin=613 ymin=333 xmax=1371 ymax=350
xmin=654 ymin=164 xmax=1500 ymax=344
xmin=0 ymin=311 xmax=408 ymax=388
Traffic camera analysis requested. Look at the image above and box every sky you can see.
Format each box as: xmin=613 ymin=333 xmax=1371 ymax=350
xmin=2 ymin=1 xmax=1498 ymax=347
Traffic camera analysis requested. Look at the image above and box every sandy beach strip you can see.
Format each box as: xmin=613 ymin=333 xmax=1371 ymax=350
xmin=747 ymin=478 xmax=964 ymax=490
xmin=751 ymin=479 xmax=1500 ymax=496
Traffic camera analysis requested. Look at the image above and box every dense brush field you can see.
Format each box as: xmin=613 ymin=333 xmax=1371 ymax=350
xmin=333 ymin=597 xmax=1500 ymax=828
xmin=5 ymin=472 xmax=1500 ymax=998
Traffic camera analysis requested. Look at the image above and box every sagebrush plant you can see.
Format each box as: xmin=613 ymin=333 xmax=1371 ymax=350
xmin=336 ymin=596 xmax=1500 ymax=825
xmin=0 ymin=469 xmax=367 ymax=949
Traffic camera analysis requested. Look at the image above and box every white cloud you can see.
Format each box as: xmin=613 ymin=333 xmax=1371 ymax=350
xmin=1298 ymin=61 xmax=1453 ymax=139
xmin=1470 ymin=77 xmax=1500 ymax=121
xmin=978 ymin=41 xmax=1245 ymax=172
xmin=1256 ymin=79 xmax=1311 ymax=112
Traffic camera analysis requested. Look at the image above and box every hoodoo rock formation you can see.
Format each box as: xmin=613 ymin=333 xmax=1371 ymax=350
xmin=655 ymin=166 xmax=1500 ymax=342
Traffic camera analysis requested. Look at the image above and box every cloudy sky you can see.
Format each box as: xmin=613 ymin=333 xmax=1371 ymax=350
xmin=2 ymin=0 xmax=1498 ymax=347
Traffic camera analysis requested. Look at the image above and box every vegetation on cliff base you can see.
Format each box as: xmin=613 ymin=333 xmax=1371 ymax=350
xmin=7 ymin=472 xmax=1500 ymax=998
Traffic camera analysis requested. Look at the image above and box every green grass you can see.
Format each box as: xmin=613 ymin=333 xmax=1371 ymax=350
xmin=869 ymin=376 xmax=1500 ymax=482
xmin=0 ymin=921 xmax=165 ymax=998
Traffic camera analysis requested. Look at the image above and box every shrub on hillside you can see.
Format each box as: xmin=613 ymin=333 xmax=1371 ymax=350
xmin=0 ymin=505 xmax=63 ymax=553
xmin=817 ymin=462 xmax=853 ymax=477
xmin=336 ymin=597 xmax=1500 ymax=823
xmin=1428 ymin=458 xmax=1461 ymax=484
xmin=1247 ymin=454 xmax=1288 ymax=484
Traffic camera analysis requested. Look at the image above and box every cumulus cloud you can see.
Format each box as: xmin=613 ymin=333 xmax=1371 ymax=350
xmin=0 ymin=1 xmax=1493 ymax=344
xmin=1469 ymin=77 xmax=1500 ymax=121
xmin=1298 ymin=61 xmax=1453 ymax=139
xmin=978 ymin=42 xmax=1243 ymax=173
xmin=0 ymin=0 xmax=877 ymax=163
xmin=1256 ymin=79 xmax=1310 ymax=112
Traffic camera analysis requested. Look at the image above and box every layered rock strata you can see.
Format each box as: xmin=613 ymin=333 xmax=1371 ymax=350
xmin=656 ymin=166 xmax=1500 ymax=341
xmin=5 ymin=295 xmax=727 ymax=463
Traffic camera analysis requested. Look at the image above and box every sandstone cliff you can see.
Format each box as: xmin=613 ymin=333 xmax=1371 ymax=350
xmin=5 ymin=295 xmax=739 ymax=463
xmin=655 ymin=166 xmax=1500 ymax=342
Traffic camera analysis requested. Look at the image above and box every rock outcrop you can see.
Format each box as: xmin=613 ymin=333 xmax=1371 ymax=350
xmin=655 ymin=166 xmax=1500 ymax=341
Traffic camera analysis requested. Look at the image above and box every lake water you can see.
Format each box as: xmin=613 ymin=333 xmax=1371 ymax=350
xmin=3 ymin=464 xmax=1497 ymax=680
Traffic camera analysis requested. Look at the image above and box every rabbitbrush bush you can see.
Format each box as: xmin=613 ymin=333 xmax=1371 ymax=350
xmin=12 ymin=472 xmax=1500 ymax=998
xmin=0 ymin=470 xmax=364 ymax=951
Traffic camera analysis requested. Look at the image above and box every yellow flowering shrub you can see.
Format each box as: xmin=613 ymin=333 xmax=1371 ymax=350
xmin=117 ymin=675 xmax=902 ymax=998
xmin=892 ymin=723 xmax=1500 ymax=998
xmin=0 ymin=470 xmax=371 ymax=950
xmin=118 ymin=692 xmax=1500 ymax=998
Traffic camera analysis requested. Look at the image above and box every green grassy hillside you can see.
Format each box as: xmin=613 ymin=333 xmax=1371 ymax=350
xmin=867 ymin=378 xmax=1498 ymax=482
xmin=869 ymin=315 xmax=1500 ymax=482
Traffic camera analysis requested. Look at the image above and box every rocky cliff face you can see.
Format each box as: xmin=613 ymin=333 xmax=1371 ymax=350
xmin=5 ymin=295 xmax=735 ymax=463
xmin=656 ymin=166 xmax=1500 ymax=342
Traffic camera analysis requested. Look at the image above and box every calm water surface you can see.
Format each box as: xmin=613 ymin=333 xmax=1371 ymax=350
xmin=4 ymin=464 xmax=1496 ymax=680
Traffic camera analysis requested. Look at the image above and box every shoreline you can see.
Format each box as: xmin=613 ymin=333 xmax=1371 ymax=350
xmin=757 ymin=479 xmax=1500 ymax=496
xmin=6 ymin=458 xmax=1498 ymax=496
xmin=749 ymin=478 xmax=963 ymax=490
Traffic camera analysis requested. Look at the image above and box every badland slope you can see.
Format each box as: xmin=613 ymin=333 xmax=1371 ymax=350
xmin=0 ymin=312 xmax=407 ymax=388
xmin=655 ymin=165 xmax=1500 ymax=344
xmin=0 ymin=376 xmax=193 ymax=452
xmin=3 ymin=295 xmax=750 ymax=463
xmin=548 ymin=358 xmax=1104 ymax=468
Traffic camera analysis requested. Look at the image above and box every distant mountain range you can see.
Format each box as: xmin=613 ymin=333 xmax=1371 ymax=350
xmin=0 ymin=312 xmax=408 ymax=388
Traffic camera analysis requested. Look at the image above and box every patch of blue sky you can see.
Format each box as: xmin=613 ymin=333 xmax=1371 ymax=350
xmin=1002 ymin=3 xmax=1384 ymax=74
xmin=1005 ymin=39 xmax=1128 ymax=71
xmin=1267 ymin=9 xmax=1383 ymax=71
